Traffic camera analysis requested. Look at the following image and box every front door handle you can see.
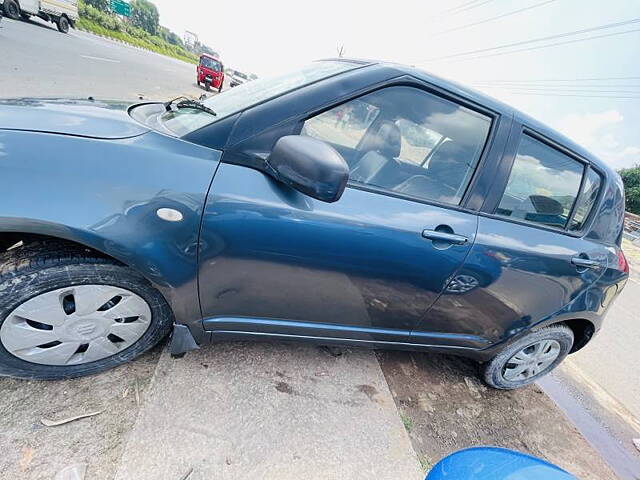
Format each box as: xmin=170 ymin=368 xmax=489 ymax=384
xmin=571 ymin=257 xmax=601 ymax=269
xmin=422 ymin=229 xmax=468 ymax=245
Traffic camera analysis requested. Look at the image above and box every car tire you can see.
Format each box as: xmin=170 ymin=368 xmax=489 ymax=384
xmin=482 ymin=324 xmax=574 ymax=390
xmin=56 ymin=15 xmax=69 ymax=33
xmin=0 ymin=240 xmax=173 ymax=380
xmin=218 ymin=85 xmax=223 ymax=93
xmin=3 ymin=0 xmax=20 ymax=19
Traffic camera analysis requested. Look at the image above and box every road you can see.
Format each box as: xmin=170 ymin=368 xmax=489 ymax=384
xmin=0 ymin=15 xmax=639 ymax=479
xmin=0 ymin=16 xmax=202 ymax=100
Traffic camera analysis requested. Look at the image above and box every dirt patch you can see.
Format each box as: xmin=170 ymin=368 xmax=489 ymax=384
xmin=377 ymin=350 xmax=617 ymax=479
xmin=0 ymin=343 xmax=163 ymax=479
xmin=275 ymin=381 xmax=296 ymax=395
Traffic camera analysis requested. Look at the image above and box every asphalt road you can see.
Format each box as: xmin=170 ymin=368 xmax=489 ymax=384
xmin=0 ymin=16 xmax=202 ymax=101
xmin=1 ymin=14 xmax=640 ymax=479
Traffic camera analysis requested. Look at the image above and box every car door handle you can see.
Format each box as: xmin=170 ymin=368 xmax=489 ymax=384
xmin=422 ymin=229 xmax=468 ymax=245
xmin=571 ymin=257 xmax=601 ymax=269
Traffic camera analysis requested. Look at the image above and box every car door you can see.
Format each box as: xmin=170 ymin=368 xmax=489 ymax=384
xmin=198 ymin=85 xmax=494 ymax=344
xmin=412 ymin=127 xmax=609 ymax=347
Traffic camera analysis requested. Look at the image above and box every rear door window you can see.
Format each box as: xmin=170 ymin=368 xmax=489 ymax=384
xmin=496 ymin=135 xmax=584 ymax=229
xmin=569 ymin=168 xmax=602 ymax=231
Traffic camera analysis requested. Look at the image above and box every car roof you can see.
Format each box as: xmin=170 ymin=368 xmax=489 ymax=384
xmin=322 ymin=58 xmax=616 ymax=178
xmin=200 ymin=53 xmax=221 ymax=61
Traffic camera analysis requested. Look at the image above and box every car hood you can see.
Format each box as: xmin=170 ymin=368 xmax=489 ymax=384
xmin=0 ymin=98 xmax=149 ymax=139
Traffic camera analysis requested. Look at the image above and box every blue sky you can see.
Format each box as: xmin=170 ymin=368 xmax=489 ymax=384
xmin=153 ymin=0 xmax=640 ymax=169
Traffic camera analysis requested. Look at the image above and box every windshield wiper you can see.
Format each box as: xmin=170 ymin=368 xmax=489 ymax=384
xmin=164 ymin=96 xmax=217 ymax=116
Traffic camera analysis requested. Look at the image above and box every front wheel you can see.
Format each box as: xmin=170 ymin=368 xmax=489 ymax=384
xmin=56 ymin=15 xmax=69 ymax=33
xmin=482 ymin=325 xmax=574 ymax=389
xmin=0 ymin=241 xmax=173 ymax=379
xmin=3 ymin=0 xmax=20 ymax=19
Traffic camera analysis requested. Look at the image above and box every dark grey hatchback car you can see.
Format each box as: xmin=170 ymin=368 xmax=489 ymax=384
xmin=0 ymin=59 xmax=629 ymax=389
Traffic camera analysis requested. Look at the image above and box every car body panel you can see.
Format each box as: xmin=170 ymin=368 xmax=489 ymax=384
xmin=0 ymin=126 xmax=221 ymax=342
xmin=198 ymin=162 xmax=478 ymax=344
xmin=414 ymin=216 xmax=611 ymax=351
xmin=0 ymin=98 xmax=148 ymax=139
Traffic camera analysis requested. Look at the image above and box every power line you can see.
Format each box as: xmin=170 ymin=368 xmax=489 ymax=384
xmin=424 ymin=17 xmax=640 ymax=61
xmin=495 ymin=91 xmax=640 ymax=99
xmin=435 ymin=0 xmax=557 ymax=35
xmin=439 ymin=0 xmax=485 ymax=15
xmin=479 ymin=85 xmax=640 ymax=94
xmin=472 ymin=76 xmax=640 ymax=83
xmin=453 ymin=27 xmax=640 ymax=61
xmin=447 ymin=0 xmax=495 ymax=16
xmin=473 ymin=83 xmax=640 ymax=89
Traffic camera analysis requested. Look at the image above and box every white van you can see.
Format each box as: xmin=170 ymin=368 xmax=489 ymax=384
xmin=1 ymin=0 xmax=78 ymax=33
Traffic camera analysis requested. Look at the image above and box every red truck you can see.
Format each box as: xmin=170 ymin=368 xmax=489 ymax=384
xmin=196 ymin=54 xmax=224 ymax=93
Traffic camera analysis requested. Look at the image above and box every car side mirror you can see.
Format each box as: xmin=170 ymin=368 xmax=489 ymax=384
xmin=266 ymin=135 xmax=349 ymax=203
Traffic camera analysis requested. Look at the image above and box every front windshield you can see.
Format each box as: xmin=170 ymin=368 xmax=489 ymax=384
xmin=160 ymin=61 xmax=359 ymax=136
xmin=200 ymin=57 xmax=221 ymax=71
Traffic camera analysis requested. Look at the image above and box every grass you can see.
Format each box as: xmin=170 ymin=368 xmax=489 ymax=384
xmin=419 ymin=456 xmax=432 ymax=472
xmin=400 ymin=413 xmax=413 ymax=433
xmin=76 ymin=18 xmax=197 ymax=65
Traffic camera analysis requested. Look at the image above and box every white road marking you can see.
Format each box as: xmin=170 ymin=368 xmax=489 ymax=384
xmin=80 ymin=55 xmax=121 ymax=63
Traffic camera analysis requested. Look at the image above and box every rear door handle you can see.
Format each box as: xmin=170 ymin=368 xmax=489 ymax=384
xmin=571 ymin=257 xmax=601 ymax=269
xmin=422 ymin=229 xmax=468 ymax=245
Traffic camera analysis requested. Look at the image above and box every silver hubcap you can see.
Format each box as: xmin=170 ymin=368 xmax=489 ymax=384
xmin=0 ymin=285 xmax=151 ymax=366
xmin=502 ymin=339 xmax=561 ymax=381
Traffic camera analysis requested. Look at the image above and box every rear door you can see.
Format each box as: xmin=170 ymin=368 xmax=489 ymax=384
xmin=198 ymin=85 xmax=497 ymax=344
xmin=412 ymin=126 xmax=607 ymax=346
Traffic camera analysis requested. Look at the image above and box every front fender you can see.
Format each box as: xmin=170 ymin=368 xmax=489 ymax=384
xmin=0 ymin=129 xmax=222 ymax=341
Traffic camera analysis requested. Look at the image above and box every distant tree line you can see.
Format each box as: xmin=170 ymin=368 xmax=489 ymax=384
xmin=81 ymin=0 xmax=217 ymax=56
xmin=619 ymin=166 xmax=640 ymax=215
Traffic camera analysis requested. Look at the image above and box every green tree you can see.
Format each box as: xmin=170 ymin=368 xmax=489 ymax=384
xmin=619 ymin=165 xmax=640 ymax=214
xmin=130 ymin=0 xmax=159 ymax=36
xmin=158 ymin=26 xmax=183 ymax=47
xmin=84 ymin=0 xmax=110 ymax=11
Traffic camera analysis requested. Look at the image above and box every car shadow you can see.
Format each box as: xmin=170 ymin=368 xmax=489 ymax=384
xmin=7 ymin=16 xmax=58 ymax=32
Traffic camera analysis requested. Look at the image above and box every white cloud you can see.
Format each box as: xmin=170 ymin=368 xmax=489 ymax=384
xmin=556 ymin=110 xmax=639 ymax=170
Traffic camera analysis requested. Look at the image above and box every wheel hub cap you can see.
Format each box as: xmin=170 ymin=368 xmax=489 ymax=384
xmin=502 ymin=339 xmax=561 ymax=382
xmin=0 ymin=285 xmax=151 ymax=366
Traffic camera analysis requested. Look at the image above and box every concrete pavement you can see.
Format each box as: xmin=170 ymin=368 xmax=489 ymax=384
xmin=569 ymin=278 xmax=640 ymax=421
xmin=115 ymin=344 xmax=423 ymax=480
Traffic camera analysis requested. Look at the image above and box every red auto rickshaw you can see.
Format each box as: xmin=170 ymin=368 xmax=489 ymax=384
xmin=196 ymin=54 xmax=224 ymax=92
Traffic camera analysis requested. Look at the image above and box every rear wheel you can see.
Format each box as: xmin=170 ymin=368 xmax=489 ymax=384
xmin=482 ymin=324 xmax=574 ymax=389
xmin=0 ymin=241 xmax=173 ymax=379
xmin=56 ymin=15 xmax=69 ymax=33
xmin=3 ymin=0 xmax=20 ymax=19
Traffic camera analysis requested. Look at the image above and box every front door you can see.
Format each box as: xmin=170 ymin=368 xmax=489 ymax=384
xmin=198 ymin=85 xmax=493 ymax=344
